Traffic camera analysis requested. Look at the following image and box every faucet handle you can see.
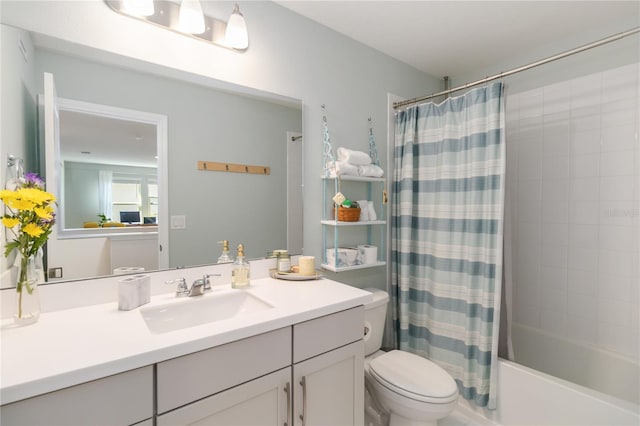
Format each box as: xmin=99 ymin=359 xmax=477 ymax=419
xmin=166 ymin=278 xmax=189 ymax=297
xmin=202 ymin=273 xmax=222 ymax=291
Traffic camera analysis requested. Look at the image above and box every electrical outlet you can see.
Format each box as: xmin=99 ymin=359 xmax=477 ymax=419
xmin=48 ymin=267 xmax=63 ymax=279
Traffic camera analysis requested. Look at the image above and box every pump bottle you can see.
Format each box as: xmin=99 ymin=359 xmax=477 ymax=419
xmin=217 ymin=240 xmax=233 ymax=263
xmin=231 ymin=244 xmax=250 ymax=289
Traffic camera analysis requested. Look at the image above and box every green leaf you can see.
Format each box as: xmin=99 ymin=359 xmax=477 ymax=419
xmin=4 ymin=241 xmax=19 ymax=258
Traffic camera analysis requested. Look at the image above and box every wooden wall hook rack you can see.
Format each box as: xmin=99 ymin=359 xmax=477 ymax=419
xmin=198 ymin=160 xmax=270 ymax=175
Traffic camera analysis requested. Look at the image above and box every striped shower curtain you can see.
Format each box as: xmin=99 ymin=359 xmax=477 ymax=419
xmin=391 ymin=82 xmax=505 ymax=409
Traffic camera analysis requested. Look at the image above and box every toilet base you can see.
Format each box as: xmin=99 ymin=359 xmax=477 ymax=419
xmin=389 ymin=412 xmax=436 ymax=426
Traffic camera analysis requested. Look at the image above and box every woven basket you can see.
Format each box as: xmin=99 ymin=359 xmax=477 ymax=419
xmin=335 ymin=206 xmax=361 ymax=222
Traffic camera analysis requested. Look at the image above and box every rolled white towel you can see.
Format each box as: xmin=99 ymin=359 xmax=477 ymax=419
xmin=358 ymin=164 xmax=384 ymax=177
xmin=337 ymin=147 xmax=372 ymax=166
xmin=328 ymin=160 xmax=359 ymax=177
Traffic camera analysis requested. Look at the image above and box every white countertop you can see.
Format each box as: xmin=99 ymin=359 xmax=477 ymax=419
xmin=0 ymin=276 xmax=371 ymax=405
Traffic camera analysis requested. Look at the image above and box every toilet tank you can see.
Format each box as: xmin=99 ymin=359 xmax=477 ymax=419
xmin=363 ymin=288 xmax=389 ymax=356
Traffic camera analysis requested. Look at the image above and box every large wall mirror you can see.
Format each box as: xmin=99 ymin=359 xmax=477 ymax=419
xmin=2 ymin=25 xmax=303 ymax=283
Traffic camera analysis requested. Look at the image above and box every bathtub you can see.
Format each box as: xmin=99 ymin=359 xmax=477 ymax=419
xmin=510 ymin=322 xmax=639 ymax=405
xmin=453 ymin=325 xmax=640 ymax=425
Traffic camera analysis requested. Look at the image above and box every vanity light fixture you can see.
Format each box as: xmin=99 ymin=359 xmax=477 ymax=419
xmin=225 ymin=4 xmax=248 ymax=50
xmin=122 ymin=0 xmax=154 ymax=16
xmin=178 ymin=0 xmax=205 ymax=35
xmin=105 ymin=0 xmax=249 ymax=51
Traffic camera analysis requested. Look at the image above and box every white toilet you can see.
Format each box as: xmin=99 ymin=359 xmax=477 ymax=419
xmin=363 ymin=288 xmax=458 ymax=426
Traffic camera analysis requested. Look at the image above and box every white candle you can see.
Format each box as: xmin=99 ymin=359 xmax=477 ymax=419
xmin=298 ymin=256 xmax=316 ymax=276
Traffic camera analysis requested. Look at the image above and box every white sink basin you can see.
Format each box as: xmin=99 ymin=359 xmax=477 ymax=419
xmin=140 ymin=291 xmax=273 ymax=334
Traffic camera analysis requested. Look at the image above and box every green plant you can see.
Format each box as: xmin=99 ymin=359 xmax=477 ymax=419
xmin=97 ymin=213 xmax=110 ymax=226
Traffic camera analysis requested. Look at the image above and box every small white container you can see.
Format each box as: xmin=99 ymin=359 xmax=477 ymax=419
xmin=133 ymin=274 xmax=150 ymax=305
xmin=276 ymin=250 xmax=291 ymax=273
xmin=113 ymin=266 xmax=145 ymax=275
xmin=326 ymin=248 xmax=359 ymax=267
xmin=118 ymin=274 xmax=150 ymax=310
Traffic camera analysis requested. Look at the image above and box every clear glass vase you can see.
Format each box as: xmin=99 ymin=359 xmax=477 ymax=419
xmin=15 ymin=256 xmax=41 ymax=325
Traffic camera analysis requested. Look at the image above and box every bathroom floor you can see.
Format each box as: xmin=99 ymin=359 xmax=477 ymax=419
xmin=439 ymin=413 xmax=476 ymax=426
xmin=439 ymin=409 xmax=495 ymax=426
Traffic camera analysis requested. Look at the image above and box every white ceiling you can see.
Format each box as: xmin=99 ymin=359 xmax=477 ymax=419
xmin=276 ymin=1 xmax=640 ymax=78
xmin=60 ymin=110 xmax=157 ymax=168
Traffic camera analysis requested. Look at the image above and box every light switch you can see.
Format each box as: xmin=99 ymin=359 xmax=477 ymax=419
xmin=171 ymin=215 xmax=186 ymax=229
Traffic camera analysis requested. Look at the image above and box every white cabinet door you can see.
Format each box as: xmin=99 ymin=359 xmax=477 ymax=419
xmin=294 ymin=340 xmax=364 ymax=426
xmin=157 ymin=367 xmax=292 ymax=426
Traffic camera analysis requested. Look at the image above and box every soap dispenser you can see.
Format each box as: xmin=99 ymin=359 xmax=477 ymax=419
xmin=231 ymin=244 xmax=250 ymax=289
xmin=217 ymin=240 xmax=233 ymax=264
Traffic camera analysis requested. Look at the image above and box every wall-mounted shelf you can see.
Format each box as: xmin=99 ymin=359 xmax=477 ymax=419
xmin=321 ymin=175 xmax=386 ymax=272
xmin=322 ymin=261 xmax=386 ymax=273
xmin=323 ymin=175 xmax=384 ymax=183
xmin=321 ymin=220 xmax=386 ymax=227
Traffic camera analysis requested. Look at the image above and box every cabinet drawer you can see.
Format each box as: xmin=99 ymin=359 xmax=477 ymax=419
xmin=157 ymin=327 xmax=291 ymax=413
xmin=0 ymin=366 xmax=153 ymax=426
xmin=293 ymin=306 xmax=364 ymax=363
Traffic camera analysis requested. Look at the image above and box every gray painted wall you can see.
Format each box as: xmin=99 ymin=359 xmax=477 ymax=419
xmin=0 ymin=26 xmax=38 ymax=279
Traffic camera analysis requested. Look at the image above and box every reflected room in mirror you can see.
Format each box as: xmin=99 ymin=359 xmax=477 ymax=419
xmin=1 ymin=24 xmax=303 ymax=285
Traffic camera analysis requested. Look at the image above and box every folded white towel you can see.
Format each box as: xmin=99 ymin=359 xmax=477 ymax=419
xmin=328 ymin=160 xmax=359 ymax=177
xmin=358 ymin=164 xmax=384 ymax=177
xmin=337 ymin=147 xmax=372 ymax=166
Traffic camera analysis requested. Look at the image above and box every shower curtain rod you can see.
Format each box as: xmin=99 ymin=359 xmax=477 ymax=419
xmin=394 ymin=26 xmax=640 ymax=109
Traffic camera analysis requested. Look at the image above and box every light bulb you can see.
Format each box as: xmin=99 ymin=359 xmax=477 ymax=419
xmin=178 ymin=0 xmax=205 ymax=35
xmin=225 ymin=4 xmax=248 ymax=49
xmin=122 ymin=0 xmax=154 ymax=17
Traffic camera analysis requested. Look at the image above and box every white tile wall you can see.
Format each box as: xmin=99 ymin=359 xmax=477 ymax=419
xmin=508 ymin=63 xmax=639 ymax=360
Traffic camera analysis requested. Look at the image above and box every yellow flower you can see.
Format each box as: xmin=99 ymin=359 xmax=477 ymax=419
xmin=1 ymin=217 xmax=19 ymax=228
xmin=23 ymin=223 xmax=44 ymax=238
xmin=7 ymin=198 xmax=35 ymax=211
xmin=17 ymin=187 xmax=56 ymax=204
xmin=34 ymin=207 xmax=53 ymax=220
xmin=2 ymin=173 xmax=55 ymax=262
xmin=0 ymin=189 xmax=18 ymax=202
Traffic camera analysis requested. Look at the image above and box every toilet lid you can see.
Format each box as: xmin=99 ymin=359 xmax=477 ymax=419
xmin=369 ymin=350 xmax=458 ymax=403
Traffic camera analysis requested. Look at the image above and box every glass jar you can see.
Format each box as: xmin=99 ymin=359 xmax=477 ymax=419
xmin=276 ymin=250 xmax=291 ymax=273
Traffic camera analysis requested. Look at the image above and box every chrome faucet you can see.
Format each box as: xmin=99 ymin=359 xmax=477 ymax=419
xmin=165 ymin=278 xmax=190 ymax=297
xmin=166 ymin=274 xmax=221 ymax=297
xmin=200 ymin=273 xmax=220 ymax=291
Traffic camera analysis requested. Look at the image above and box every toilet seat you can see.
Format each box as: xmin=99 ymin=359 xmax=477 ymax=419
xmin=368 ymin=350 xmax=458 ymax=404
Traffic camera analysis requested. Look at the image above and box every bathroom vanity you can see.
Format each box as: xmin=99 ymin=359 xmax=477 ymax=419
xmin=0 ymin=275 xmax=370 ymax=425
